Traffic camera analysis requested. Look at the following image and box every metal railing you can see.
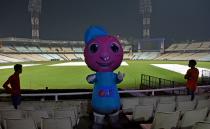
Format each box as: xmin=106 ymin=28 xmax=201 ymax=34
xmin=0 ymin=85 xmax=209 ymax=101
xmin=140 ymin=74 xmax=181 ymax=89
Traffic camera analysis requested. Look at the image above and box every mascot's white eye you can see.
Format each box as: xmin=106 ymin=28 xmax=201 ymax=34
xmin=110 ymin=43 xmax=119 ymax=53
xmin=90 ymin=44 xmax=99 ymax=53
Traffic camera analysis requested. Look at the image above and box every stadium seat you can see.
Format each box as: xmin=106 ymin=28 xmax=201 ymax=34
xmin=29 ymin=110 xmax=49 ymax=129
xmin=0 ymin=102 xmax=12 ymax=107
xmin=5 ymin=119 xmax=37 ymax=129
xmin=19 ymin=105 xmax=35 ymax=118
xmin=176 ymin=95 xmax=191 ymax=102
xmin=176 ymin=100 xmax=196 ymax=114
xmin=39 ymin=104 xmax=55 ymax=118
xmin=206 ymin=112 xmax=210 ymax=122
xmin=54 ymin=109 xmax=78 ymax=127
xmin=0 ymin=105 xmax=15 ymax=110
xmin=194 ymin=94 xmax=209 ymax=101
xmin=178 ymin=107 xmax=208 ymax=129
xmin=158 ymin=96 xmax=176 ymax=103
xmin=155 ymin=102 xmax=176 ymax=113
xmin=19 ymin=105 xmax=35 ymax=111
xmin=121 ymin=97 xmax=139 ymax=113
xmin=139 ymin=97 xmax=158 ymax=107
xmin=130 ymin=105 xmax=154 ymax=121
xmin=21 ymin=101 xmax=41 ymax=110
xmin=57 ymin=106 xmax=79 ymax=116
xmin=193 ymin=121 xmax=210 ymax=129
xmin=0 ymin=110 xmax=25 ymax=125
xmin=41 ymin=117 xmax=73 ymax=129
xmin=196 ymin=99 xmax=210 ymax=110
xmin=140 ymin=111 xmax=181 ymax=129
xmin=76 ymin=100 xmax=90 ymax=117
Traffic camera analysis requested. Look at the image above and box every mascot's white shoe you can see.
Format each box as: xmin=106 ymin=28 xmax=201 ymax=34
xmin=92 ymin=112 xmax=105 ymax=129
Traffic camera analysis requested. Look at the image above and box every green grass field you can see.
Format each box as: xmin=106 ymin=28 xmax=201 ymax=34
xmin=0 ymin=60 xmax=210 ymax=90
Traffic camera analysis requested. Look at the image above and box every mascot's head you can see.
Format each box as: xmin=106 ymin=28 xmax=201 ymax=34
xmin=84 ymin=26 xmax=123 ymax=72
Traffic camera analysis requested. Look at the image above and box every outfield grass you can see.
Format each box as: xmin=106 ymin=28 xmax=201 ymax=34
xmin=0 ymin=60 xmax=209 ymax=90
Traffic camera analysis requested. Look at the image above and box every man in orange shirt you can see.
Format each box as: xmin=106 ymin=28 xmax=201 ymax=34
xmin=184 ymin=60 xmax=199 ymax=100
xmin=3 ymin=64 xmax=22 ymax=109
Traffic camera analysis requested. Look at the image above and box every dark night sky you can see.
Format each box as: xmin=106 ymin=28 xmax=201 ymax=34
xmin=0 ymin=0 xmax=210 ymax=43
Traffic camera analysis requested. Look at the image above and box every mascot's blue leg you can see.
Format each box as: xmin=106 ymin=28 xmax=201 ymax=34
xmin=92 ymin=112 xmax=105 ymax=129
xmin=109 ymin=111 xmax=122 ymax=129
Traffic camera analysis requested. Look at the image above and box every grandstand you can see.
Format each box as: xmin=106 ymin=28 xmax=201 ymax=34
xmin=0 ymin=37 xmax=133 ymax=63
xmin=130 ymin=40 xmax=210 ymax=61
xmin=156 ymin=41 xmax=210 ymax=61
xmin=1 ymin=37 xmax=210 ymax=62
xmin=0 ymin=86 xmax=210 ymax=129
xmin=1 ymin=38 xmax=210 ymax=129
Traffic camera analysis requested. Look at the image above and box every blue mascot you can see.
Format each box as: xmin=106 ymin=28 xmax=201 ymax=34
xmin=84 ymin=26 xmax=125 ymax=129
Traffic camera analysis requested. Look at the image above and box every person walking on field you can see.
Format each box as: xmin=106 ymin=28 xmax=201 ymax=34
xmin=184 ymin=60 xmax=199 ymax=101
xmin=2 ymin=64 xmax=22 ymax=109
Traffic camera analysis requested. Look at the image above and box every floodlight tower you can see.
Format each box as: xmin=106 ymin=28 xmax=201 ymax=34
xmin=28 ymin=0 xmax=42 ymax=39
xmin=140 ymin=0 xmax=152 ymax=39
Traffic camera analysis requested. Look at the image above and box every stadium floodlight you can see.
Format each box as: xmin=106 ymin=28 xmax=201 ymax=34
xmin=28 ymin=0 xmax=42 ymax=39
xmin=139 ymin=0 xmax=152 ymax=39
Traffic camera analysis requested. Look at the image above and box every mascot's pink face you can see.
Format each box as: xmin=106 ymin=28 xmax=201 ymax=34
xmin=84 ymin=36 xmax=123 ymax=72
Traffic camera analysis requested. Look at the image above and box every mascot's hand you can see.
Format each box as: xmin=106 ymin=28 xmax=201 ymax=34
xmin=117 ymin=71 xmax=125 ymax=81
xmin=86 ymin=74 xmax=96 ymax=84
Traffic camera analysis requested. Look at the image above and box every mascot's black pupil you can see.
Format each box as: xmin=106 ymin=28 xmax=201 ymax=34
xmin=111 ymin=44 xmax=119 ymax=53
xmin=90 ymin=44 xmax=98 ymax=53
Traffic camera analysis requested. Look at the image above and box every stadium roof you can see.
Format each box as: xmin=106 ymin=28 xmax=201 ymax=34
xmin=0 ymin=37 xmax=84 ymax=46
xmin=0 ymin=37 xmax=132 ymax=46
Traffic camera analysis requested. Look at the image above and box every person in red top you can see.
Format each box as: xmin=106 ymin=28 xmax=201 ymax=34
xmin=184 ymin=60 xmax=199 ymax=100
xmin=2 ymin=64 xmax=22 ymax=109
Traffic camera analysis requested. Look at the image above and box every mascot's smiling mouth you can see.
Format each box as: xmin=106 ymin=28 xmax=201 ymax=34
xmin=96 ymin=61 xmax=113 ymax=67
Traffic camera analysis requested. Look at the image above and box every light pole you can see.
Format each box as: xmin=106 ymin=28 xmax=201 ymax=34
xmin=139 ymin=0 xmax=152 ymax=39
xmin=28 ymin=0 xmax=42 ymax=39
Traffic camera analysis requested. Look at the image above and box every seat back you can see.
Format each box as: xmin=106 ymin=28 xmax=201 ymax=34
xmin=41 ymin=117 xmax=72 ymax=129
xmin=193 ymin=121 xmax=210 ymax=129
xmin=151 ymin=111 xmax=181 ymax=129
xmin=156 ymin=102 xmax=176 ymax=113
xmin=121 ymin=97 xmax=139 ymax=113
xmin=54 ymin=110 xmax=77 ymax=127
xmin=196 ymin=99 xmax=210 ymax=110
xmin=139 ymin=97 xmax=158 ymax=108
xmin=5 ymin=119 xmax=37 ymax=129
xmin=176 ymin=100 xmax=196 ymax=114
xmin=159 ymin=96 xmax=176 ymax=103
xmin=133 ymin=105 xmax=154 ymax=121
xmin=29 ymin=110 xmax=49 ymax=129
xmin=176 ymin=95 xmax=191 ymax=102
xmin=179 ymin=107 xmax=208 ymax=128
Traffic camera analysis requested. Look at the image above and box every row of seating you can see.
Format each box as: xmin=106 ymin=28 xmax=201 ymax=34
xmin=132 ymin=52 xmax=160 ymax=60
xmin=165 ymin=42 xmax=210 ymax=51
xmin=0 ymin=94 xmax=209 ymax=129
xmin=0 ymin=53 xmax=80 ymax=62
xmin=0 ymin=107 xmax=79 ymax=129
xmin=121 ymin=94 xmax=210 ymax=113
xmin=1 ymin=46 xmax=74 ymax=53
xmin=121 ymin=94 xmax=210 ymax=129
xmin=155 ymin=52 xmax=210 ymax=61
xmin=2 ymin=117 xmax=73 ymax=129
xmin=140 ymin=108 xmax=210 ymax=129
xmin=0 ymin=52 xmax=135 ymax=63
